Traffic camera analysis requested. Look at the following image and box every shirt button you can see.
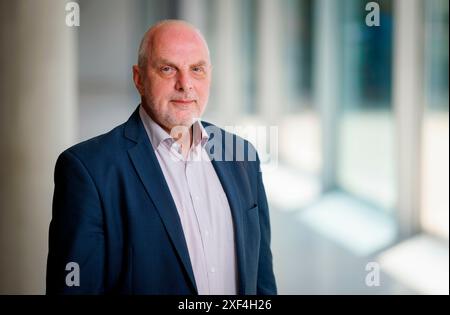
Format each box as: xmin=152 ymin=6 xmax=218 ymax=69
xmin=210 ymin=267 xmax=216 ymax=273
xmin=205 ymin=230 xmax=209 ymax=237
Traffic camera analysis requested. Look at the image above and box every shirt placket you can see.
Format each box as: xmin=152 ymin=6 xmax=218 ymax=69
xmin=185 ymin=146 xmax=217 ymax=294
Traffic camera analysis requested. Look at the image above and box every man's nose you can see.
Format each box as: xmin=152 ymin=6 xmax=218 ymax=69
xmin=175 ymin=71 xmax=193 ymax=92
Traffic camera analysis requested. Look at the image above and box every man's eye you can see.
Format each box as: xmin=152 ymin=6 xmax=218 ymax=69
xmin=192 ymin=67 xmax=205 ymax=74
xmin=161 ymin=66 xmax=174 ymax=74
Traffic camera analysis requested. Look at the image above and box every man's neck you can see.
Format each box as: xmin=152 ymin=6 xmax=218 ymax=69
xmin=175 ymin=125 xmax=193 ymax=159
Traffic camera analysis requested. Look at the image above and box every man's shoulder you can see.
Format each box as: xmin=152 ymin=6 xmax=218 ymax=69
xmin=60 ymin=120 xmax=129 ymax=166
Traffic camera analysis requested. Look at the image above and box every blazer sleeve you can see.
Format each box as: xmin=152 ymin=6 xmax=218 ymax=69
xmin=46 ymin=150 xmax=105 ymax=294
xmin=255 ymin=153 xmax=278 ymax=295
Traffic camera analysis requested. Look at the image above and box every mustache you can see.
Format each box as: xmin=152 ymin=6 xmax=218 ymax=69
xmin=170 ymin=94 xmax=198 ymax=101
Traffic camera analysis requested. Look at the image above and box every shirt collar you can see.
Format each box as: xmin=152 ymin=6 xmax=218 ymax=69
xmin=139 ymin=105 xmax=209 ymax=151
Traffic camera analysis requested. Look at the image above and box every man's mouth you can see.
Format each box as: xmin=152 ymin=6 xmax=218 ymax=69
xmin=171 ymin=99 xmax=195 ymax=104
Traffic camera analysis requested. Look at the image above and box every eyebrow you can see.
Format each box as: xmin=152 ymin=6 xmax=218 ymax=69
xmin=191 ymin=61 xmax=208 ymax=67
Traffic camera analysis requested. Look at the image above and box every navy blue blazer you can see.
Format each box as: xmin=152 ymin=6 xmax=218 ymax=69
xmin=46 ymin=107 xmax=277 ymax=295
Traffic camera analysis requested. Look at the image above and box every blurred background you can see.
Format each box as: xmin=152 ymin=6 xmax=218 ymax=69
xmin=0 ymin=0 xmax=448 ymax=294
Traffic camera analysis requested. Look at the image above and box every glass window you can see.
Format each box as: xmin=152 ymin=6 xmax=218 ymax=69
xmin=279 ymin=0 xmax=321 ymax=175
xmin=336 ymin=0 xmax=396 ymax=211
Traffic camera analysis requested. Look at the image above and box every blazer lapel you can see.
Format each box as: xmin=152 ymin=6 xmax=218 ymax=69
xmin=124 ymin=108 xmax=198 ymax=294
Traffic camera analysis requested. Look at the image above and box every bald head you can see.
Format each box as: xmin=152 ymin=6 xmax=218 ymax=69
xmin=137 ymin=20 xmax=210 ymax=70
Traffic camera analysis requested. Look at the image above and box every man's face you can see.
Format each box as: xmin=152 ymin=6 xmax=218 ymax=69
xmin=134 ymin=24 xmax=211 ymax=133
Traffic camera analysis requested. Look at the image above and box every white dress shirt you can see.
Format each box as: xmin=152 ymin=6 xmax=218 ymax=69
xmin=139 ymin=106 xmax=238 ymax=295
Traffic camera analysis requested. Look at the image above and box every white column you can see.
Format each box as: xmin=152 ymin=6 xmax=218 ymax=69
xmin=393 ymin=0 xmax=424 ymax=239
xmin=313 ymin=0 xmax=341 ymax=191
xmin=0 ymin=0 xmax=77 ymax=294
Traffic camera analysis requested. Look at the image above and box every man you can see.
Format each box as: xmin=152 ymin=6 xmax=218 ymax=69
xmin=46 ymin=20 xmax=277 ymax=295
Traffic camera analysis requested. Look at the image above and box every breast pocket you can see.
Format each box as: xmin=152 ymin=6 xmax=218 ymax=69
xmin=246 ymin=204 xmax=260 ymax=226
xmin=246 ymin=203 xmax=259 ymax=212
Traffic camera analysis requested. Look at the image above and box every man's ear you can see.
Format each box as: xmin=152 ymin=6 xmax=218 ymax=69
xmin=132 ymin=65 xmax=145 ymax=96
